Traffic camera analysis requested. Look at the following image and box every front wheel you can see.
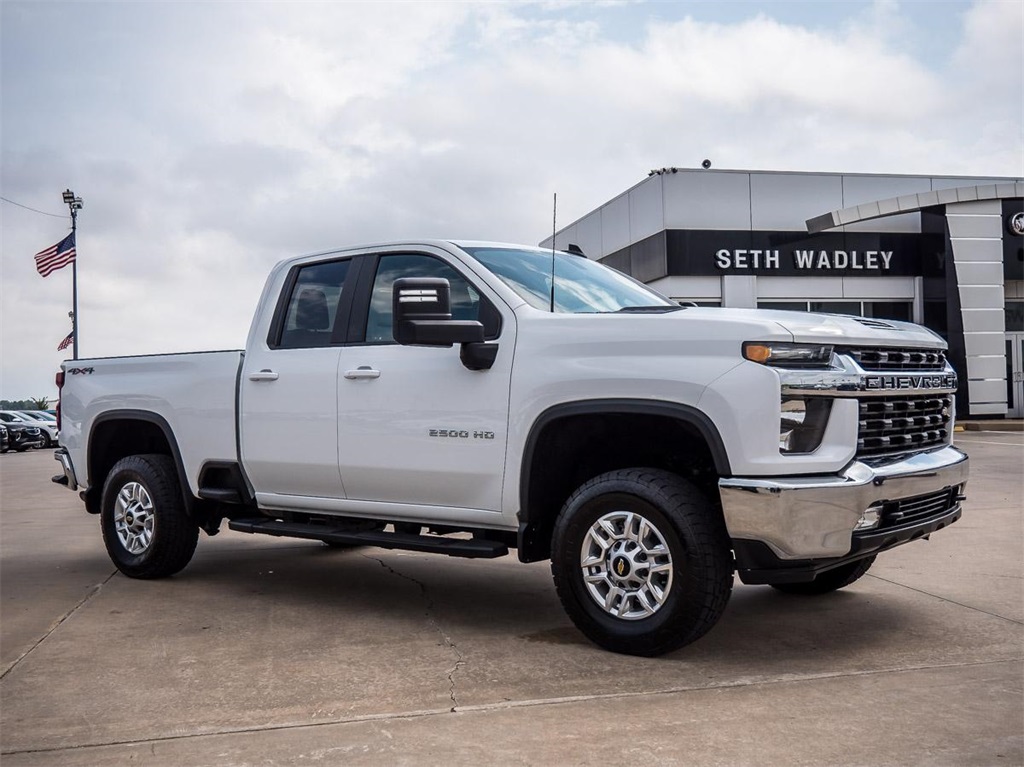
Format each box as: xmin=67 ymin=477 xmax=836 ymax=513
xmin=101 ymin=454 xmax=199 ymax=579
xmin=551 ymin=468 xmax=733 ymax=657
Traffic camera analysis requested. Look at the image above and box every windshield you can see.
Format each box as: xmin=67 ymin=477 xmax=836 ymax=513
xmin=461 ymin=247 xmax=678 ymax=314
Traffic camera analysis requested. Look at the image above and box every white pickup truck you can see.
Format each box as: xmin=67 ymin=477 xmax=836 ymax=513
xmin=54 ymin=240 xmax=968 ymax=656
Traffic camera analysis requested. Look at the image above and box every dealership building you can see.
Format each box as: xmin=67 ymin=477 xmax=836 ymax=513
xmin=542 ymin=168 xmax=1024 ymax=419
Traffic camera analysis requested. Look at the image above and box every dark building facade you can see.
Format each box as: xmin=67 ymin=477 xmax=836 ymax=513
xmin=542 ymin=169 xmax=1024 ymax=419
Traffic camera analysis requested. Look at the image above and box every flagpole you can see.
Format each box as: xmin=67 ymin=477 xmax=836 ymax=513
xmin=62 ymin=189 xmax=82 ymax=360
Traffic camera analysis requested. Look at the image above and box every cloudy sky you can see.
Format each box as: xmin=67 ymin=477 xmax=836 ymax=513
xmin=2 ymin=0 xmax=1021 ymax=400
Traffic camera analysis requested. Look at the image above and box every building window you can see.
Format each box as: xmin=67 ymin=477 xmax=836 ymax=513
xmin=864 ymin=301 xmax=913 ymax=323
xmin=809 ymin=301 xmax=860 ymax=315
xmin=757 ymin=301 xmax=806 ymax=312
xmin=672 ymin=299 xmax=721 ymax=307
xmin=1006 ymin=301 xmax=1024 ymax=332
xmin=757 ymin=300 xmax=913 ymax=322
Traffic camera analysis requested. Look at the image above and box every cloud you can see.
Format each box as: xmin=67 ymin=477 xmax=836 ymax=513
xmin=1 ymin=0 xmax=1020 ymax=399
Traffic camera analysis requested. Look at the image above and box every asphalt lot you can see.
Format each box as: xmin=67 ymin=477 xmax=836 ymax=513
xmin=1 ymin=434 xmax=1021 ymax=766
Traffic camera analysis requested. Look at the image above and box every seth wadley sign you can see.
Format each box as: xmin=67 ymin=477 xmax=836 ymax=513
xmin=714 ymin=249 xmax=895 ymax=271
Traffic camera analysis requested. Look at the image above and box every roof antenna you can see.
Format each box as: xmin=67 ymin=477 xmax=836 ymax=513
xmin=550 ymin=192 xmax=557 ymax=313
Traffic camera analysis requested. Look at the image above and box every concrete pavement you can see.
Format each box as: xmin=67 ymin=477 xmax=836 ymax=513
xmin=1 ymin=433 xmax=1021 ymax=765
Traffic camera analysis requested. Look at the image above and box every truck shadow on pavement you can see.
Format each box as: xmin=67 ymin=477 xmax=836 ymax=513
xmin=168 ymin=539 xmax=934 ymax=669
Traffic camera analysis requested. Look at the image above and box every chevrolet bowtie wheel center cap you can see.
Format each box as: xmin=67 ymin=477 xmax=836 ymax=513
xmin=579 ymin=511 xmax=675 ymax=621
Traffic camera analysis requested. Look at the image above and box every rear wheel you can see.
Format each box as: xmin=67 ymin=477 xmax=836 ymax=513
xmin=551 ymin=468 xmax=733 ymax=657
xmin=101 ymin=454 xmax=198 ymax=579
xmin=770 ymin=556 xmax=876 ymax=595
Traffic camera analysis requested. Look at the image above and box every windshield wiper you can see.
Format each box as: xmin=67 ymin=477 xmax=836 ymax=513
xmin=615 ymin=305 xmax=684 ymax=314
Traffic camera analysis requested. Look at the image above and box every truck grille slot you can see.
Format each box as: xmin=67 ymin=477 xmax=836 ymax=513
xmin=845 ymin=347 xmax=947 ymax=371
xmin=877 ymin=487 xmax=959 ymax=530
xmin=857 ymin=395 xmax=952 ymax=457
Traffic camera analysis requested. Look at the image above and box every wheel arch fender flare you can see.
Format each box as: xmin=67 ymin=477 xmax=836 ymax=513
xmin=87 ymin=409 xmax=195 ymax=516
xmin=517 ymin=398 xmax=732 ymax=526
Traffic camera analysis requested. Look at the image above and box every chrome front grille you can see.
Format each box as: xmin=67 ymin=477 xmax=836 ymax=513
xmin=857 ymin=395 xmax=952 ymax=457
xmin=844 ymin=347 xmax=947 ymax=371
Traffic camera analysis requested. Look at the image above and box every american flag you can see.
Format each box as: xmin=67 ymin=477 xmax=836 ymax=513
xmin=57 ymin=331 xmax=73 ymax=351
xmin=34 ymin=232 xmax=76 ymax=277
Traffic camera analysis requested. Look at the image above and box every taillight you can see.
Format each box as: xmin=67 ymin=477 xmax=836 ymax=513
xmin=55 ymin=370 xmax=65 ymax=431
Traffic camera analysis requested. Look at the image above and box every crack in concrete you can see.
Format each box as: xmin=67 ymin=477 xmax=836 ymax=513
xmin=866 ymin=573 xmax=1024 ymax=626
xmin=4 ymin=657 xmax=1019 ymax=757
xmin=365 ymin=555 xmax=463 ymax=711
xmin=1 ymin=570 xmax=117 ymax=681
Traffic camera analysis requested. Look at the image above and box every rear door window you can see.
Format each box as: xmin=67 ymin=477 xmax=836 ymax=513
xmin=275 ymin=259 xmax=351 ymax=349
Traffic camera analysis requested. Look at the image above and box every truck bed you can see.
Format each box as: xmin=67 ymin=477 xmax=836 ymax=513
xmin=60 ymin=350 xmax=244 ymax=496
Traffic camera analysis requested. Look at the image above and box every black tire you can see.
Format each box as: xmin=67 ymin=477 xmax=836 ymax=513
xmin=100 ymin=454 xmax=199 ymax=579
xmin=550 ymin=468 xmax=733 ymax=657
xmin=770 ymin=555 xmax=876 ymax=595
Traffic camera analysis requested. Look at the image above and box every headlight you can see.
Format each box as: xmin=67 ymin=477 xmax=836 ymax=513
xmin=743 ymin=342 xmax=834 ymax=368
xmin=780 ymin=396 xmax=833 ymax=454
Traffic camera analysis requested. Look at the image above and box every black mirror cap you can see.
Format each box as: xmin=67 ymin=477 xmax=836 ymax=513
xmin=393 ymin=277 xmax=485 ymax=347
xmin=393 ymin=277 xmax=452 ymax=322
xmin=461 ymin=342 xmax=499 ymax=371
xmin=398 ymin=319 xmax=484 ymax=347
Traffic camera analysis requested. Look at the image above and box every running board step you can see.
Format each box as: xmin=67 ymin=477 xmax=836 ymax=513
xmin=227 ymin=518 xmax=509 ymax=559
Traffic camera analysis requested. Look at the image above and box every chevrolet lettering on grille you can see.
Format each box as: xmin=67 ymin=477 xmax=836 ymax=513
xmin=863 ymin=374 xmax=957 ymax=391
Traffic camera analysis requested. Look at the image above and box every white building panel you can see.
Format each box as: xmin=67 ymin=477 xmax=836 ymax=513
xmin=947 ymin=214 xmax=1003 ymax=239
xmin=932 ymin=178 xmax=1008 ymax=191
xmin=757 ymin=276 xmax=843 ymax=298
xmin=751 ymin=174 xmax=843 ymax=231
xmin=841 ymin=277 xmax=916 ymax=299
xmin=648 ymin=276 xmax=721 ymax=299
xmin=967 ymin=355 xmax=1009 ymax=379
xmin=600 ymin=195 xmax=631 ymax=255
xmin=662 ymin=170 xmax=752 ymax=230
xmin=722 ymin=275 xmax=757 ymax=308
xmin=955 ymin=261 xmax=1006 ymax=287
xmin=842 ymin=175 xmax=929 ymax=233
xmin=552 ymin=223 xmax=577 ymax=252
xmin=628 ymin=176 xmax=665 ymax=242
xmin=576 ymin=213 xmax=603 ymax=259
xmin=961 ymin=308 xmax=1007 ymax=332
xmin=967 ymin=379 xmax=1008 ymax=402
xmin=948 ymin=238 xmax=1003 ymax=262
xmin=959 ymin=285 xmax=1004 ymax=310
xmin=967 ymin=402 xmax=1009 ymax=415
xmin=964 ymin=331 xmax=1006 ymax=357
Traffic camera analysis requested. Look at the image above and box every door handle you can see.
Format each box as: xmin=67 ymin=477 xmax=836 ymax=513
xmin=248 ymin=369 xmax=279 ymax=382
xmin=344 ymin=366 xmax=381 ymax=380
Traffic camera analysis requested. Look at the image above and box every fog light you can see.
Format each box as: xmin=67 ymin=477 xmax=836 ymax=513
xmin=780 ymin=396 xmax=833 ymax=454
xmin=855 ymin=508 xmax=882 ymax=531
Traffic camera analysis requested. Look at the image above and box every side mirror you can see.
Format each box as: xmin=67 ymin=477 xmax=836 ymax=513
xmin=393 ymin=278 xmax=485 ymax=347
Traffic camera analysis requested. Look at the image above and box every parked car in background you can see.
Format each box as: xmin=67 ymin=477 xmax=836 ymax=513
xmin=19 ymin=410 xmax=56 ymax=423
xmin=0 ymin=424 xmax=8 ymax=453
xmin=0 ymin=411 xmax=57 ymax=448
xmin=3 ymin=422 xmax=45 ymax=452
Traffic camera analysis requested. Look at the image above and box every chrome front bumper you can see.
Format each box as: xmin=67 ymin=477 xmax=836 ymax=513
xmin=719 ymin=445 xmax=969 ymax=560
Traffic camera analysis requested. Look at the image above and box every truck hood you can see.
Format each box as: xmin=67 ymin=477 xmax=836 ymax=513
xmin=676 ymin=308 xmax=947 ymax=349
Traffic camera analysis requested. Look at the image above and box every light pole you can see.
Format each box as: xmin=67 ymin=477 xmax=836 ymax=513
xmin=62 ymin=189 xmax=83 ymax=359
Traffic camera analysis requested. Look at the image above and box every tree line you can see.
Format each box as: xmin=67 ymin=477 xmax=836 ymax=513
xmin=1 ymin=398 xmax=51 ymax=410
